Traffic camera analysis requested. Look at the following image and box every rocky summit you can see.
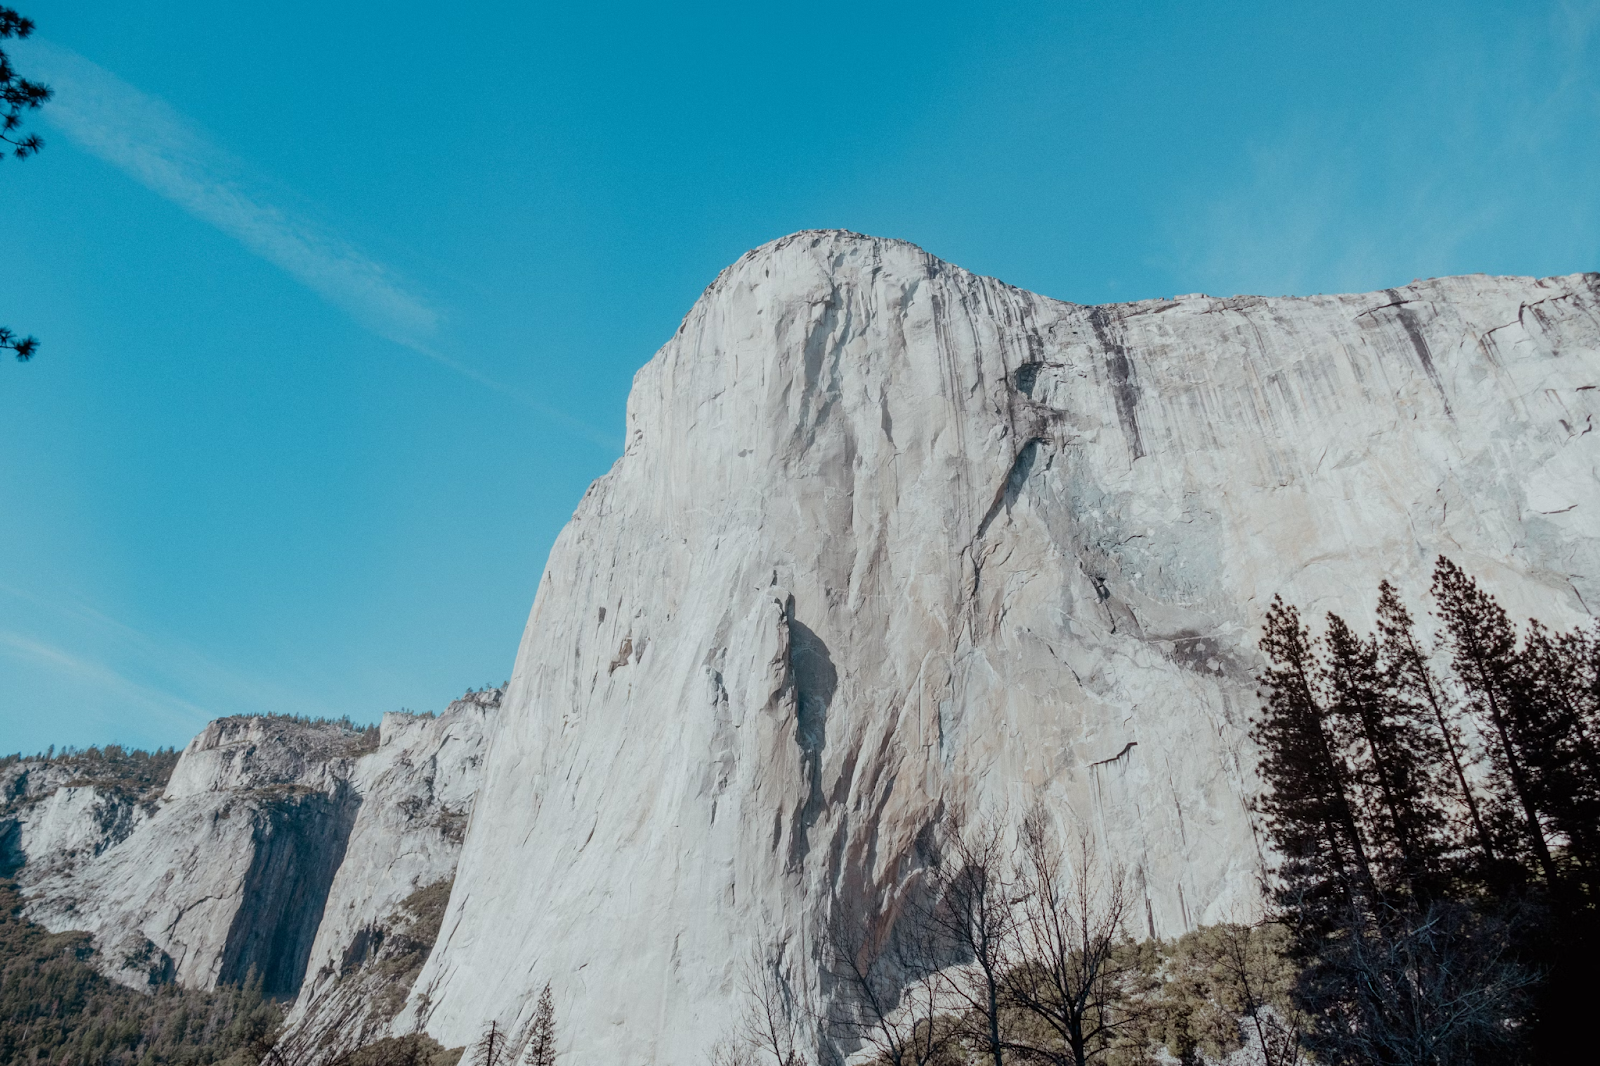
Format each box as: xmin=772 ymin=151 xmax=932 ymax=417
xmin=6 ymin=232 xmax=1599 ymax=1063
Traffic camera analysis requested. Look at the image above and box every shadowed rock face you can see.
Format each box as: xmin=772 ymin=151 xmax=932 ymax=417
xmin=278 ymin=694 xmax=497 ymax=1060
xmin=218 ymin=783 xmax=361 ymax=997
xmin=8 ymin=718 xmax=373 ymax=993
xmin=404 ymin=231 xmax=1600 ymax=1064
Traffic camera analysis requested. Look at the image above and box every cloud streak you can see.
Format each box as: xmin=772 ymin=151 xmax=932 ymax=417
xmin=0 ymin=629 xmax=216 ymax=740
xmin=16 ymin=40 xmax=621 ymax=450
xmin=19 ymin=40 xmax=440 ymax=350
xmin=0 ymin=581 xmax=351 ymax=750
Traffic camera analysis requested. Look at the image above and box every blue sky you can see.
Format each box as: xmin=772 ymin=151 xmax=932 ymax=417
xmin=2 ymin=1 xmax=1596 ymax=754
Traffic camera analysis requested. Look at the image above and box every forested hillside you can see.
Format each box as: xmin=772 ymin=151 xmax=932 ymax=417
xmin=0 ymin=879 xmax=279 ymax=1066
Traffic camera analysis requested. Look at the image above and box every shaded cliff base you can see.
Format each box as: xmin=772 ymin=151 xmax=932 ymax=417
xmin=278 ymin=878 xmax=457 ymax=1064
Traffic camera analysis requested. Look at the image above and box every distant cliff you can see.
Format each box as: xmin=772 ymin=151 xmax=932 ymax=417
xmin=0 ymin=690 xmax=498 ymax=1055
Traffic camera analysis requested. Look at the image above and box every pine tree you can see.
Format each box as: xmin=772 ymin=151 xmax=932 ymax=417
xmin=1252 ymin=596 xmax=1373 ymax=932
xmin=1253 ymin=567 xmax=1600 ymax=1063
xmin=1375 ymin=581 xmax=1499 ymax=879
xmin=1323 ymin=612 xmax=1444 ymax=897
xmin=1519 ymin=620 xmax=1600 ymax=877
xmin=523 ymin=984 xmax=555 ymax=1066
xmin=1 ymin=7 xmax=50 ymax=363
xmin=1431 ymin=558 xmax=1560 ymax=889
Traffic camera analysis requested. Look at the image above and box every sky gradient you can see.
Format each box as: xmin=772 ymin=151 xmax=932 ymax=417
xmin=2 ymin=1 xmax=1597 ymax=754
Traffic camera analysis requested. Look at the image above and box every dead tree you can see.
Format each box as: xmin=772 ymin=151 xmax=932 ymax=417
xmin=927 ymin=810 xmax=1016 ymax=1066
xmin=730 ymin=947 xmax=805 ymax=1066
xmin=471 ymin=1021 xmax=508 ymax=1066
xmin=1003 ymin=814 xmax=1138 ymax=1066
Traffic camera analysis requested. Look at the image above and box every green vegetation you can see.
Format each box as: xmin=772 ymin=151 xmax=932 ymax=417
xmin=1130 ymin=923 xmax=1300 ymax=1066
xmin=1 ymin=712 xmax=383 ymax=788
xmin=1 ymin=746 xmax=181 ymax=804
xmin=0 ymin=879 xmax=279 ymax=1066
xmin=0 ymin=875 xmax=464 ymax=1066
xmin=328 ymin=1035 xmax=461 ymax=1066
xmin=864 ymin=923 xmax=1299 ymax=1066
xmin=367 ymin=879 xmax=455 ymax=1023
xmin=208 ymin=715 xmax=380 ymax=758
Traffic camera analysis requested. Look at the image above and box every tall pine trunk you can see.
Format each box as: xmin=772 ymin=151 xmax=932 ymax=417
xmin=1376 ymin=582 xmax=1497 ymax=873
xmin=1432 ymin=559 xmax=1561 ymax=890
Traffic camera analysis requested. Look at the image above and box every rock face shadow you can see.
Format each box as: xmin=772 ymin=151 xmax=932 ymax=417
xmin=219 ymin=782 xmax=361 ymax=998
xmin=788 ymin=614 xmax=836 ymax=866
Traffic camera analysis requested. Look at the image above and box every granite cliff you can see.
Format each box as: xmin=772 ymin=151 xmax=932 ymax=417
xmin=1 ymin=690 xmax=498 ymax=1053
xmin=6 ymin=231 xmax=1599 ymax=1065
xmin=409 ymin=232 xmax=1599 ymax=1063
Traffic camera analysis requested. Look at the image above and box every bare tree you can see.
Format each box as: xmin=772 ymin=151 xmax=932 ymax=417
xmin=708 ymin=1035 xmax=756 ymax=1066
xmin=1002 ymin=813 xmax=1138 ymax=1066
xmin=1301 ymin=900 xmax=1535 ymax=1066
xmin=730 ymin=947 xmax=805 ymax=1066
xmin=926 ymin=810 xmax=1015 ymax=1066
xmin=823 ymin=883 xmax=953 ymax=1066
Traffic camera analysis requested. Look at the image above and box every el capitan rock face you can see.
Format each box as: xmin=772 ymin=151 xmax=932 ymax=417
xmin=6 ymin=232 xmax=1599 ymax=1066
xmin=406 ymin=232 xmax=1600 ymax=1063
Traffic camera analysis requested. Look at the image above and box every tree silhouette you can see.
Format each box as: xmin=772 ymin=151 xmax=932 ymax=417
xmin=1251 ymin=596 xmax=1373 ymax=936
xmin=1 ymin=6 xmax=49 ymax=362
xmin=1431 ymin=558 xmax=1560 ymax=889
xmin=471 ymin=1021 xmax=507 ymax=1066
xmin=926 ymin=811 xmax=1015 ymax=1066
xmin=1324 ymin=611 xmax=1446 ymax=898
xmin=1004 ymin=818 xmax=1140 ymax=1066
xmin=1255 ymin=559 xmax=1600 ymax=1063
xmin=1374 ymin=582 xmax=1498 ymax=877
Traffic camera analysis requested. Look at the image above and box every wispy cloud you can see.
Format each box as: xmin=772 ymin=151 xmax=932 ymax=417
xmin=18 ymin=39 xmax=440 ymax=350
xmin=1166 ymin=3 xmax=1600 ymax=298
xmin=15 ymin=40 xmax=619 ymax=449
xmin=0 ymin=629 xmax=215 ymax=741
xmin=0 ymin=581 xmax=349 ymax=751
